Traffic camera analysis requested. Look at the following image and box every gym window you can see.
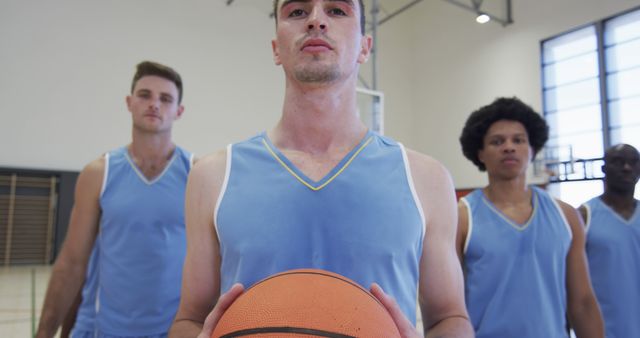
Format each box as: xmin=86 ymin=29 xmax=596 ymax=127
xmin=540 ymin=6 xmax=640 ymax=206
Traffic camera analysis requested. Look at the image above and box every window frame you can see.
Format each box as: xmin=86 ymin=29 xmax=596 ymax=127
xmin=539 ymin=6 xmax=640 ymax=205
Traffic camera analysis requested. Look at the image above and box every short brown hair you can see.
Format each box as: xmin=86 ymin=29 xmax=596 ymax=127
xmin=131 ymin=61 xmax=183 ymax=103
xmin=272 ymin=0 xmax=366 ymax=35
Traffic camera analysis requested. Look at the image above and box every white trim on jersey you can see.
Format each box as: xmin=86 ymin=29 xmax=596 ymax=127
xmin=461 ymin=197 xmax=473 ymax=255
xmin=94 ymin=286 xmax=101 ymax=322
xmin=398 ymin=143 xmax=427 ymax=239
xmin=124 ymin=150 xmax=177 ymax=185
xmin=214 ymin=144 xmax=233 ymax=240
xmin=583 ymin=203 xmax=593 ymax=233
xmin=97 ymin=153 xmax=108 ymax=319
xmin=551 ymin=198 xmax=573 ymax=240
xmin=100 ymin=153 xmax=110 ymax=198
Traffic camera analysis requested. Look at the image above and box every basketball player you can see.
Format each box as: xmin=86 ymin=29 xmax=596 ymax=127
xmin=36 ymin=61 xmax=194 ymax=338
xmin=457 ymin=97 xmax=604 ymax=337
xmin=579 ymin=143 xmax=640 ymax=338
xmin=169 ymin=0 xmax=472 ymax=337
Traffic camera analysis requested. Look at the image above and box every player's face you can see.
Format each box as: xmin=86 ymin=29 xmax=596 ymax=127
xmin=271 ymin=0 xmax=372 ymax=84
xmin=478 ymin=120 xmax=533 ymax=179
xmin=126 ymin=75 xmax=184 ymax=134
xmin=603 ymin=145 xmax=640 ymax=193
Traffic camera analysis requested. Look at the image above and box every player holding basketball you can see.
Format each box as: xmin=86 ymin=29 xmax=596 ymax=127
xmin=579 ymin=143 xmax=640 ymax=338
xmin=169 ymin=0 xmax=472 ymax=337
xmin=36 ymin=61 xmax=193 ymax=338
xmin=457 ymin=97 xmax=604 ymax=337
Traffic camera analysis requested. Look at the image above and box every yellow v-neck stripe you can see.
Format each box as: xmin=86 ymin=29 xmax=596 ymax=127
xmin=261 ymin=136 xmax=373 ymax=191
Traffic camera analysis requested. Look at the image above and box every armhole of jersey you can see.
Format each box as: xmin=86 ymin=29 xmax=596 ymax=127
xmin=460 ymin=197 xmax=473 ymax=254
xmin=99 ymin=152 xmax=110 ymax=198
xmin=583 ymin=204 xmax=592 ymax=233
xmin=398 ymin=143 xmax=426 ymax=240
xmin=213 ymin=144 xmax=232 ymax=241
xmin=189 ymin=153 xmax=195 ymax=171
xmin=551 ymin=198 xmax=573 ymax=240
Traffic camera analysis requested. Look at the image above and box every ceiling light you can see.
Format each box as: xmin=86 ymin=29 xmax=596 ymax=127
xmin=476 ymin=13 xmax=491 ymax=24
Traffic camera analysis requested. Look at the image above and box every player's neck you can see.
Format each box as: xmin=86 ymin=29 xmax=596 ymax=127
xmin=129 ymin=131 xmax=175 ymax=163
xmin=275 ymin=81 xmax=365 ymax=154
xmin=600 ymin=190 xmax=637 ymax=214
xmin=484 ymin=176 xmax=530 ymax=205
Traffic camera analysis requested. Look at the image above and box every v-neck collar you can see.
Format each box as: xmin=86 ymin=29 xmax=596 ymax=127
xmin=597 ymin=197 xmax=640 ymax=225
xmin=261 ymin=130 xmax=373 ymax=191
xmin=481 ymin=188 xmax=538 ymax=231
xmin=124 ymin=148 xmax=177 ymax=185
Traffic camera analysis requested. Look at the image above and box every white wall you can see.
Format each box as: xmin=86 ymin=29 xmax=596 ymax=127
xmin=405 ymin=0 xmax=640 ymax=188
xmin=0 ymin=0 xmax=283 ymax=171
xmin=0 ymin=0 xmax=416 ymax=172
xmin=363 ymin=0 xmax=417 ymax=146
xmin=1 ymin=0 xmax=639 ymax=190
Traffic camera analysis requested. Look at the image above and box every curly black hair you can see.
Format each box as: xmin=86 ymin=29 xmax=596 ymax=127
xmin=459 ymin=97 xmax=549 ymax=171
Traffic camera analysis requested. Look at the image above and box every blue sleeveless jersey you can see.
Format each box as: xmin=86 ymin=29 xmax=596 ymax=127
xmin=96 ymin=146 xmax=192 ymax=336
xmin=461 ymin=186 xmax=572 ymax=338
xmin=584 ymin=197 xmax=640 ymax=338
xmin=216 ymin=131 xmax=425 ymax=323
xmin=71 ymin=244 xmax=98 ymax=334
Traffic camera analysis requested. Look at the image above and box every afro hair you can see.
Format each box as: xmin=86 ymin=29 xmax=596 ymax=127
xmin=459 ymin=97 xmax=549 ymax=171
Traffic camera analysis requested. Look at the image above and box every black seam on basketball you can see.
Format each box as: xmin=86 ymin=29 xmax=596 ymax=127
xmin=219 ymin=326 xmax=356 ymax=338
xmin=249 ymin=270 xmax=387 ymax=309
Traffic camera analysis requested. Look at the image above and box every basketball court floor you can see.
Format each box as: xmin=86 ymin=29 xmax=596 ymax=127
xmin=0 ymin=265 xmax=53 ymax=337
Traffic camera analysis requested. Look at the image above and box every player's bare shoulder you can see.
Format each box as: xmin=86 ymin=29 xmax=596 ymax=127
xmin=190 ymin=149 xmax=226 ymax=179
xmin=404 ymin=148 xmax=457 ymax=232
xmin=554 ymin=198 xmax=585 ymax=231
xmin=187 ymin=148 xmax=229 ymax=205
xmin=75 ymin=156 xmax=107 ymax=196
xmin=83 ymin=156 xmax=106 ymax=176
xmin=554 ymin=198 xmax=581 ymax=220
xmin=404 ymin=148 xmax=453 ymax=188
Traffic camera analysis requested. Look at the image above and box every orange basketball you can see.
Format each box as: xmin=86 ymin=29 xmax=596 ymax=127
xmin=211 ymin=269 xmax=401 ymax=338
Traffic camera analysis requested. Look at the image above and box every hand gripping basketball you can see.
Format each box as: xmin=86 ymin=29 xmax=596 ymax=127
xmin=370 ymin=283 xmax=422 ymax=338
xmin=197 ymin=283 xmax=244 ymax=338
xmin=210 ymin=269 xmax=403 ymax=338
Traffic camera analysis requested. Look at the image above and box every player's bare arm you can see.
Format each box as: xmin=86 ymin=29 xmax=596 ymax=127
xmin=577 ymin=205 xmax=588 ymax=226
xmin=36 ymin=158 xmax=103 ymax=338
xmin=558 ymin=200 xmax=604 ymax=338
xmin=408 ymin=149 xmax=474 ymax=338
xmin=169 ymin=150 xmax=227 ymax=338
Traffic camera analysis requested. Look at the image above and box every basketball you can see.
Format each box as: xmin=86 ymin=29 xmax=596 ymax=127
xmin=211 ymin=269 xmax=402 ymax=338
